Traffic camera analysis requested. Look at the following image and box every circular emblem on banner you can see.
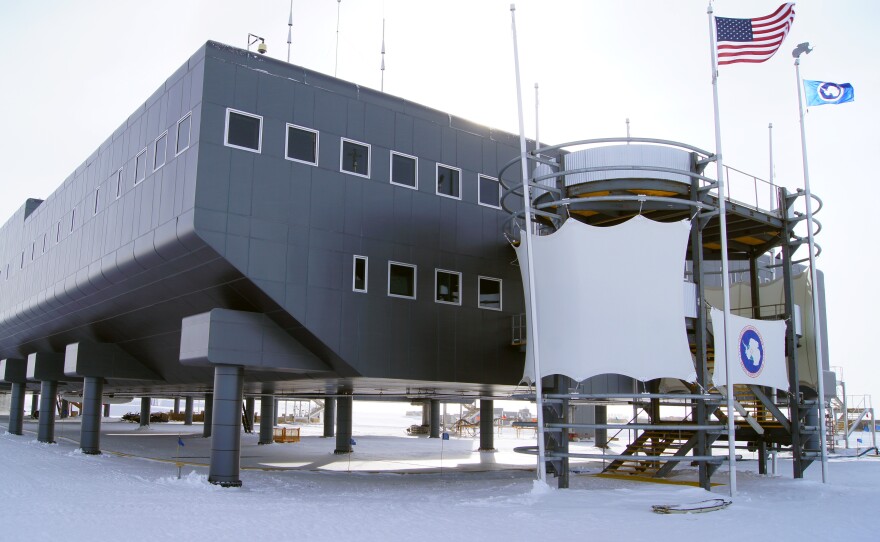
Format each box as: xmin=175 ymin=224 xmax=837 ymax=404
xmin=817 ymin=82 xmax=843 ymax=102
xmin=738 ymin=326 xmax=764 ymax=378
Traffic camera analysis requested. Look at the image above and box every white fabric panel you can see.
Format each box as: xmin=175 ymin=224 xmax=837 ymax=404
xmin=710 ymin=307 xmax=788 ymax=390
xmin=704 ymin=272 xmax=816 ymax=389
xmin=517 ymin=216 xmax=695 ymax=383
xmin=563 ymin=145 xmax=692 ymax=186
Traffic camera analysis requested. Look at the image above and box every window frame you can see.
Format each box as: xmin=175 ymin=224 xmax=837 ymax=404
xmin=285 ymin=123 xmax=320 ymax=166
xmin=153 ymin=131 xmax=168 ymax=171
xmin=176 ymin=112 xmax=192 ymax=156
xmin=434 ymin=269 xmax=462 ymax=306
xmin=478 ymin=174 xmax=502 ymax=209
xmin=390 ymin=151 xmax=418 ymax=190
xmin=134 ymin=148 xmax=147 ymax=185
xmin=387 ymin=261 xmax=417 ymax=300
xmin=115 ymin=168 xmax=123 ymax=199
xmin=339 ymin=137 xmax=371 ymax=178
xmin=224 ymin=108 xmax=263 ymax=153
xmin=435 ymin=163 xmax=462 ymax=200
xmin=352 ymin=255 xmax=368 ymax=293
xmin=477 ymin=276 xmax=503 ymax=311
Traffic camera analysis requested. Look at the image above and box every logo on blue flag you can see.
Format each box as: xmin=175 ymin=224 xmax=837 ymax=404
xmin=442 ymin=432 xmax=449 ymax=440
xmin=177 ymin=437 xmax=185 ymax=447
xmin=804 ymin=80 xmax=854 ymax=106
xmin=738 ymin=326 xmax=765 ymax=378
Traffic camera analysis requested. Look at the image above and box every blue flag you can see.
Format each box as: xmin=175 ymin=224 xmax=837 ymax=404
xmin=350 ymin=438 xmax=357 ymax=446
xmin=804 ymin=80 xmax=854 ymax=106
xmin=442 ymin=432 xmax=449 ymax=440
xmin=178 ymin=437 xmax=185 ymax=447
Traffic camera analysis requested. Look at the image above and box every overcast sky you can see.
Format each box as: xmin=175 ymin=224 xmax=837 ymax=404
xmin=1 ymin=1 xmax=877 ymax=396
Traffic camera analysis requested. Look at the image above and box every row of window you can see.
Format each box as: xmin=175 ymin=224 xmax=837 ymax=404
xmin=225 ymin=108 xmax=503 ymax=209
xmin=351 ymin=256 xmax=502 ymax=310
xmin=3 ymin=112 xmax=194 ymax=281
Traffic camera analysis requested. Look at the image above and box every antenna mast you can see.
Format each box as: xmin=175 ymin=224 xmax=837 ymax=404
xmin=381 ymin=19 xmax=386 ymax=92
xmin=335 ymin=0 xmax=342 ymax=77
xmin=287 ymin=0 xmax=293 ymax=63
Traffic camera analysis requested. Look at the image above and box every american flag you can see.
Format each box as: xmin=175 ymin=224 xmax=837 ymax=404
xmin=716 ymin=3 xmax=796 ymax=65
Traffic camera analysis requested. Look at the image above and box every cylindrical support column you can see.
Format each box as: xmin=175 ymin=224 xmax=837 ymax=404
xmin=595 ymin=405 xmax=608 ymax=448
xmin=80 ymin=377 xmax=104 ymax=454
xmin=479 ymin=399 xmax=495 ymax=451
xmin=245 ymin=396 xmax=255 ymax=433
xmin=184 ymin=396 xmax=194 ymax=425
xmin=173 ymin=397 xmax=181 ymax=415
xmin=334 ymin=395 xmax=353 ymax=454
xmin=60 ymin=399 xmax=70 ymax=419
xmin=37 ymin=381 xmax=58 ymax=443
xmin=208 ymin=365 xmax=244 ymax=487
xmin=103 ymin=404 xmax=110 ymax=417
xmin=30 ymin=393 xmax=39 ymax=418
xmin=203 ymin=393 xmax=214 ymax=437
xmin=258 ymin=394 xmax=274 ymax=445
xmin=139 ymin=397 xmax=151 ymax=427
xmin=429 ymin=399 xmax=441 ymax=438
xmin=421 ymin=402 xmax=429 ymax=426
xmin=323 ymin=397 xmax=336 ymax=438
xmin=8 ymin=383 xmax=26 ymax=435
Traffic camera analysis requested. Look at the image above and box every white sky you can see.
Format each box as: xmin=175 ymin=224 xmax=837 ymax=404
xmin=1 ymin=1 xmax=878 ymax=396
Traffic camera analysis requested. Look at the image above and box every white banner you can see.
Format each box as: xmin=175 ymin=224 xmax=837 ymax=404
xmin=710 ymin=307 xmax=789 ymax=390
xmin=516 ymin=216 xmax=695 ymax=384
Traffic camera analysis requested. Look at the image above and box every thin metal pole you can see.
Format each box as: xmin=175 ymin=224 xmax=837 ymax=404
xmin=287 ymin=0 xmax=293 ymax=63
xmin=795 ymin=55 xmax=829 ymax=482
xmin=708 ymin=3 xmax=737 ymax=497
xmin=510 ymin=3 xmax=547 ymax=484
xmin=381 ymin=19 xmax=386 ymax=92
xmin=335 ymin=0 xmax=342 ymax=77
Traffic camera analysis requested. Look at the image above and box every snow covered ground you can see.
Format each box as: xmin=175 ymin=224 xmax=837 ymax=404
xmin=1 ymin=401 xmax=879 ymax=541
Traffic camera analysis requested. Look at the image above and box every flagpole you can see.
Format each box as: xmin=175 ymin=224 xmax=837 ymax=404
xmin=287 ymin=0 xmax=293 ymax=63
xmin=794 ymin=49 xmax=829 ymax=483
xmin=510 ymin=3 xmax=547 ymax=485
xmin=708 ymin=2 xmax=737 ymax=497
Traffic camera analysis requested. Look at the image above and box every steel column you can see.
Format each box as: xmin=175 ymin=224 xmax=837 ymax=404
xmin=7 ymin=383 xmax=26 ymax=435
xmin=479 ymin=399 xmax=495 ymax=451
xmin=37 ymin=381 xmax=57 ymax=443
xmin=103 ymin=404 xmax=110 ymax=417
xmin=139 ymin=397 xmax=151 ymax=427
xmin=244 ymin=396 xmax=255 ymax=433
xmin=259 ymin=394 xmax=274 ymax=444
xmin=430 ymin=399 xmax=441 ymax=438
xmin=184 ymin=396 xmax=194 ymax=425
xmin=59 ymin=399 xmax=69 ymax=419
xmin=334 ymin=395 xmax=353 ymax=454
xmin=173 ymin=397 xmax=181 ymax=415
xmin=203 ymin=393 xmax=213 ymax=438
xmin=80 ymin=376 xmax=104 ymax=454
xmin=690 ymin=183 xmax=711 ymax=490
xmin=595 ymin=405 xmax=608 ymax=448
xmin=323 ymin=397 xmax=336 ymax=438
xmin=208 ymin=365 xmax=244 ymax=487
xmin=30 ymin=393 xmax=39 ymax=418
xmin=780 ymin=187 xmax=805 ymax=478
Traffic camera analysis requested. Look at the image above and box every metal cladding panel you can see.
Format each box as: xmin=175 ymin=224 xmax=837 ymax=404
xmin=563 ymin=144 xmax=692 ymax=186
xmin=189 ymin=42 xmax=527 ymax=387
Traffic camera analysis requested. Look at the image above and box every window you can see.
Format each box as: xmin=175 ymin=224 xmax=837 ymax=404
xmin=435 ymin=269 xmax=461 ymax=305
xmin=436 ymin=164 xmax=461 ymax=199
xmin=134 ymin=149 xmax=147 ymax=184
xmin=388 ymin=261 xmax=416 ymax=299
xmin=20 ymin=252 xmax=24 ymax=269
xmin=286 ymin=124 xmax=319 ymax=165
xmin=479 ymin=175 xmax=501 ymax=208
xmin=340 ymin=138 xmax=370 ymax=177
xmin=224 ymin=108 xmax=262 ymax=153
xmin=93 ymin=187 xmax=100 ymax=215
xmin=353 ymin=255 xmax=368 ymax=293
xmin=478 ymin=276 xmax=502 ymax=310
xmin=115 ymin=168 xmax=123 ymax=199
xmin=42 ymin=234 xmax=47 ymax=254
xmin=390 ymin=151 xmax=417 ymax=189
xmin=31 ymin=242 xmax=35 ymax=261
xmin=153 ymin=132 xmax=167 ymax=171
xmin=70 ymin=208 xmax=76 ymax=232
xmin=176 ymin=112 xmax=192 ymax=155
xmin=55 ymin=221 xmax=61 ymax=243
